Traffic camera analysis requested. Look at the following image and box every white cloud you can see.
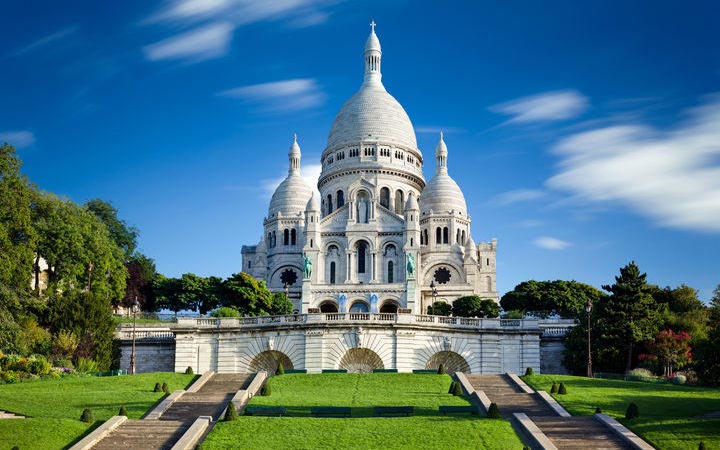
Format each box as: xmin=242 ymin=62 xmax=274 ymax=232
xmin=9 ymin=26 xmax=77 ymax=57
xmin=0 ymin=131 xmax=36 ymax=148
xmin=219 ymin=78 xmax=325 ymax=113
xmin=143 ymin=22 xmax=233 ymax=62
xmin=534 ymin=236 xmax=571 ymax=250
xmin=547 ymin=94 xmax=720 ymax=233
xmin=491 ymin=188 xmax=546 ymax=205
xmin=491 ymin=90 xmax=588 ymax=124
xmin=262 ymin=162 xmax=322 ymax=200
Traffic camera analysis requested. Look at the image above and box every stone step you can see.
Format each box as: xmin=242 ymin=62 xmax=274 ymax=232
xmin=0 ymin=410 xmax=24 ymax=419
xmin=530 ymin=417 xmax=632 ymax=450
xmin=92 ymin=420 xmax=189 ymax=450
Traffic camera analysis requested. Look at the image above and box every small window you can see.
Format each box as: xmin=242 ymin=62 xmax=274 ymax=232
xmin=284 ymin=229 xmax=289 ymax=246
xmin=337 ymin=190 xmax=345 ymax=208
xmin=387 ymin=261 xmax=394 ymax=283
xmin=330 ymin=262 xmax=336 ymax=284
xmin=291 ymin=229 xmax=296 ymax=245
xmin=380 ymin=187 xmax=390 ymax=209
xmin=443 ymin=227 xmax=449 ymax=244
xmin=436 ymin=227 xmax=441 ymax=244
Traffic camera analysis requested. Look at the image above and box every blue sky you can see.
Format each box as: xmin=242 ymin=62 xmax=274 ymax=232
xmin=2 ymin=0 xmax=719 ymax=301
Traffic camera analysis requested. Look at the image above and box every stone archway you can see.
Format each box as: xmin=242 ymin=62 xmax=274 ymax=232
xmin=425 ymin=351 xmax=470 ymax=374
xmin=379 ymin=300 xmax=399 ymax=313
xmin=320 ymin=301 xmax=339 ymax=313
xmin=249 ymin=350 xmax=294 ymax=373
xmin=339 ymin=348 xmax=384 ymax=373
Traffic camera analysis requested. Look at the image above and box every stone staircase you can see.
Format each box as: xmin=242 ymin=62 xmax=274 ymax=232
xmin=0 ymin=410 xmax=24 ymax=419
xmin=466 ymin=374 xmax=632 ymax=450
xmin=91 ymin=373 xmax=252 ymax=450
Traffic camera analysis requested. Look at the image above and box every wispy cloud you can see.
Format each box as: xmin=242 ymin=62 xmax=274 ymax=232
xmin=491 ymin=188 xmax=546 ymax=205
xmin=547 ymin=93 xmax=720 ymax=233
xmin=490 ymin=90 xmax=588 ymax=124
xmin=8 ymin=26 xmax=78 ymax=57
xmin=142 ymin=0 xmax=338 ymax=63
xmin=415 ymin=126 xmax=464 ymax=134
xmin=534 ymin=236 xmax=571 ymax=250
xmin=219 ymin=78 xmax=325 ymax=113
xmin=143 ymin=22 xmax=233 ymax=62
xmin=0 ymin=131 xmax=36 ymax=148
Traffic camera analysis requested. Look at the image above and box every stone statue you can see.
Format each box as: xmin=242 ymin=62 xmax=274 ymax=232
xmin=303 ymin=253 xmax=313 ymax=279
xmin=406 ymin=253 xmax=415 ymax=277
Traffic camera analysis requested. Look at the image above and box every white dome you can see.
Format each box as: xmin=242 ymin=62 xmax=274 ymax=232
xmin=326 ymin=83 xmax=417 ymax=150
xmin=420 ymin=173 xmax=467 ymax=215
xmin=268 ymin=174 xmax=312 ymax=217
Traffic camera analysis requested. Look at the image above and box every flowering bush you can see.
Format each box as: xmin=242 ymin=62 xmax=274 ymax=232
xmin=647 ymin=329 xmax=692 ymax=377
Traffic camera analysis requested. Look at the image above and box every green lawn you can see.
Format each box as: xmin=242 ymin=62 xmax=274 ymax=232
xmin=523 ymin=374 xmax=720 ymax=450
xmin=0 ymin=372 xmax=196 ymax=450
xmin=201 ymin=373 xmax=527 ymax=450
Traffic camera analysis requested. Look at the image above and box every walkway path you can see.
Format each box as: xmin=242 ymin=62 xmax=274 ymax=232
xmin=92 ymin=373 xmax=252 ymax=450
xmin=466 ymin=374 xmax=632 ymax=450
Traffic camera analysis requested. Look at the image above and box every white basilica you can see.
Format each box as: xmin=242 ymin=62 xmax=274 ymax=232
xmin=241 ymin=24 xmax=498 ymax=316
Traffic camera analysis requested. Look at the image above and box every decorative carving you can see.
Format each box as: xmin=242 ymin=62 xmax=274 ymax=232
xmin=442 ymin=336 xmax=451 ymax=351
xmin=280 ymin=269 xmax=298 ymax=286
xmin=267 ymin=336 xmax=275 ymax=351
xmin=354 ymin=327 xmax=364 ymax=348
xmin=434 ymin=267 xmax=451 ymax=284
xmin=339 ymin=348 xmax=383 ymax=373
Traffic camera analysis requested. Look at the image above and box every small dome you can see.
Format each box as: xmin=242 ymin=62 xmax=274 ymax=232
xmin=365 ymin=29 xmax=381 ymax=52
xmin=419 ymin=133 xmax=467 ymax=215
xmin=405 ymin=192 xmax=419 ymax=211
xmin=268 ymin=175 xmax=313 ymax=217
xmin=306 ymin=193 xmax=320 ymax=212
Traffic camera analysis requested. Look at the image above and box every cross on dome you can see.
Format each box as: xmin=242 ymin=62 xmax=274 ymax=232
xmin=370 ymin=19 xmax=376 ymax=32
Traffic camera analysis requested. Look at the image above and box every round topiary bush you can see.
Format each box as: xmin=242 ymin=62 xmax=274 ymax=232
xmin=524 ymin=367 xmax=534 ymax=376
xmin=276 ymin=362 xmax=285 ymax=375
xmin=698 ymin=441 xmax=707 ymax=450
xmin=595 ymin=406 xmax=602 ymax=414
xmin=185 ymin=366 xmax=194 ymax=375
xmin=487 ymin=403 xmax=501 ymax=419
xmin=437 ymin=364 xmax=447 ymax=375
xmin=153 ymin=382 xmax=161 ymax=392
xmin=625 ymin=402 xmax=639 ymax=420
xmin=161 ymin=382 xmax=169 ymax=393
xmin=119 ymin=405 xmax=128 ymax=416
xmin=451 ymin=381 xmax=464 ymax=397
xmin=260 ymin=384 xmax=271 ymax=396
xmin=11 ymin=446 xmax=19 ymax=450
xmin=550 ymin=383 xmax=558 ymax=394
xmin=224 ymin=402 xmax=238 ymax=421
xmin=80 ymin=408 xmax=94 ymax=423
xmin=558 ymin=383 xmax=568 ymax=395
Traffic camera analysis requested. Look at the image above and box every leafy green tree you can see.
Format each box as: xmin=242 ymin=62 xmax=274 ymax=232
xmin=270 ymin=292 xmax=293 ymax=315
xmin=220 ymin=273 xmax=287 ymax=316
xmin=600 ymin=261 xmax=661 ymax=373
xmin=152 ymin=275 xmax=185 ymax=315
xmin=695 ymin=285 xmax=720 ymax=385
xmin=179 ymin=273 xmax=222 ymax=315
xmin=0 ymin=143 xmax=36 ymax=303
xmin=651 ymin=284 xmax=708 ymax=343
xmin=84 ymin=199 xmax=138 ymax=261
xmin=427 ymin=301 xmax=452 ymax=316
xmin=452 ymin=296 xmax=500 ymax=318
xmin=647 ymin=329 xmax=692 ymax=376
xmin=501 ymin=280 xmax=605 ymax=318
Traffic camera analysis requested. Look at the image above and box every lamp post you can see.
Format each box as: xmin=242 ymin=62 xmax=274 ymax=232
xmin=130 ymin=296 xmax=138 ymax=375
xmin=585 ymin=299 xmax=593 ymax=378
xmin=430 ymin=280 xmax=438 ymax=316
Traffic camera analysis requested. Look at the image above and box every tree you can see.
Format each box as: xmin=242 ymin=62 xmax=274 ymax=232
xmin=152 ymin=275 xmax=185 ymax=315
xmin=427 ymin=301 xmax=452 ymax=316
xmin=600 ymin=261 xmax=661 ymax=373
xmin=179 ymin=273 xmax=222 ymax=315
xmin=695 ymin=284 xmax=720 ymax=385
xmin=220 ymin=273 xmax=282 ymax=316
xmin=452 ymin=296 xmax=500 ymax=318
xmin=0 ymin=143 xmax=36 ymax=302
xmin=270 ymin=292 xmax=293 ymax=315
xmin=651 ymin=284 xmax=708 ymax=343
xmin=501 ymin=280 xmax=605 ymax=318
xmin=84 ymin=199 xmax=138 ymax=261
xmin=646 ymin=329 xmax=692 ymax=376
xmin=123 ymin=254 xmax=157 ymax=312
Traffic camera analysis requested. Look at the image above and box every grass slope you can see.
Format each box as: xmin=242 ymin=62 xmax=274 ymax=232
xmin=0 ymin=372 xmax=196 ymax=450
xmin=201 ymin=373 xmax=526 ymax=450
xmin=523 ymin=374 xmax=720 ymax=450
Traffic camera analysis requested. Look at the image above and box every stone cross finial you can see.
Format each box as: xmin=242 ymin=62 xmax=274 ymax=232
xmin=293 ymin=133 xmax=297 ymax=142
xmin=370 ymin=19 xmax=376 ymax=32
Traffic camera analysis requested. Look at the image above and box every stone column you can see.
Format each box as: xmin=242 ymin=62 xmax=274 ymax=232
xmin=304 ymin=330 xmax=325 ymax=373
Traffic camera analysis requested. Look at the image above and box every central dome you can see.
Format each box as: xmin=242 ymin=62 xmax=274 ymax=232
xmin=326 ymin=84 xmax=417 ymax=151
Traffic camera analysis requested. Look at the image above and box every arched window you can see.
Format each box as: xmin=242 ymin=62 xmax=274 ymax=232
xmin=394 ymin=190 xmax=404 ymax=214
xmin=456 ymin=229 xmax=461 ymax=244
xmin=357 ymin=241 xmax=367 ymax=273
xmin=327 ymin=194 xmax=333 ymax=214
xmin=462 ymin=230 xmax=466 ymax=244
xmin=330 ymin=262 xmax=336 ymax=284
xmin=443 ymin=227 xmax=449 ymax=244
xmin=291 ymin=229 xmax=296 ymax=245
xmin=336 ymin=190 xmax=344 ymax=208
xmin=350 ymin=301 xmax=369 ymax=313
xmin=424 ymin=229 xmax=428 ymax=246
xmin=436 ymin=227 xmax=441 ymax=244
xmin=267 ymin=232 xmax=272 ymax=247
xmin=272 ymin=231 xmax=276 ymax=247
xmin=387 ymin=261 xmax=394 ymax=283
xmin=283 ymin=229 xmax=289 ymax=245
xmin=380 ymin=187 xmax=390 ymax=208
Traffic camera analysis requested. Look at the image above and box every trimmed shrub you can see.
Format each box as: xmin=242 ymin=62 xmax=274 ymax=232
xmin=448 ymin=381 xmax=458 ymax=394
xmin=451 ymin=381 xmax=464 ymax=396
xmin=699 ymin=442 xmax=707 ymax=450
xmin=153 ymin=382 xmax=162 ymax=392
xmin=627 ymin=368 xmax=655 ymax=382
xmin=595 ymin=406 xmax=602 ymax=414
xmin=625 ymin=402 xmax=639 ymax=420
xmin=224 ymin=402 xmax=238 ymax=421
xmin=524 ymin=367 xmax=534 ymax=376
xmin=276 ymin=362 xmax=285 ymax=375
xmin=11 ymin=446 xmax=19 ymax=450
xmin=558 ymin=383 xmax=568 ymax=395
xmin=80 ymin=408 xmax=94 ymax=423
xmin=260 ymin=384 xmax=271 ymax=396
xmin=671 ymin=375 xmax=687 ymax=385
xmin=487 ymin=403 xmax=501 ymax=419
xmin=550 ymin=383 xmax=558 ymax=394
xmin=118 ymin=405 xmax=128 ymax=416
xmin=161 ymin=382 xmax=169 ymax=393
xmin=437 ymin=364 xmax=447 ymax=375
xmin=185 ymin=366 xmax=194 ymax=375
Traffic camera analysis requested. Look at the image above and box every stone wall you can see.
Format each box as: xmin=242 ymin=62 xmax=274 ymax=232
xmin=118 ymin=340 xmax=175 ymax=373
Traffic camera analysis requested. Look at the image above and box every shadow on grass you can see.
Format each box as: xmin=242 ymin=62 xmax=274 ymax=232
xmin=248 ymin=405 xmax=483 ymax=419
xmin=61 ymin=420 xmax=99 ymax=450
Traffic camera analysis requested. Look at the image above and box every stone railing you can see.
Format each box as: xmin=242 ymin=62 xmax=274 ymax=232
xmin=175 ymin=314 xmax=541 ymax=331
xmin=537 ymin=319 xmax=576 ymax=337
xmin=115 ymin=329 xmax=175 ymax=341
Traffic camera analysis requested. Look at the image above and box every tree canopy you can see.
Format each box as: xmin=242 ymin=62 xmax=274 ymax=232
xmin=500 ymin=280 xmax=605 ymax=318
xmin=451 ymin=296 xmax=500 ymax=318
